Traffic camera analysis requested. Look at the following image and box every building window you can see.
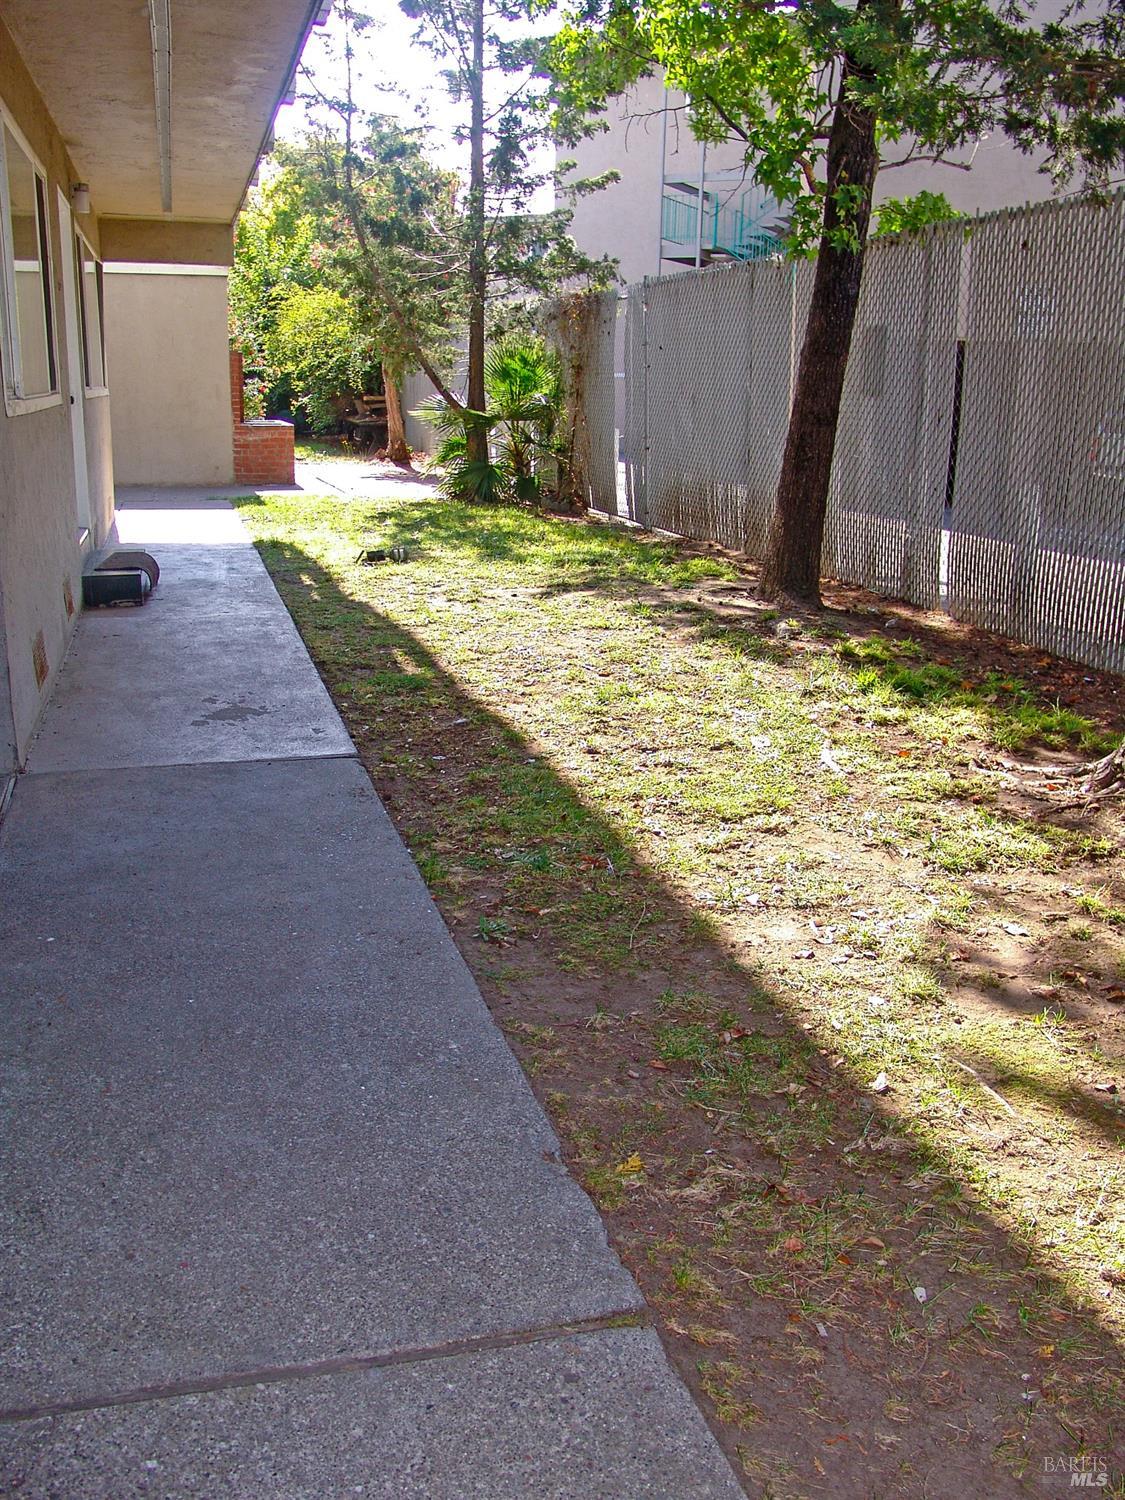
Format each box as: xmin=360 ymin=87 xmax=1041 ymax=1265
xmin=76 ymin=236 xmax=106 ymax=392
xmin=0 ymin=115 xmax=59 ymax=409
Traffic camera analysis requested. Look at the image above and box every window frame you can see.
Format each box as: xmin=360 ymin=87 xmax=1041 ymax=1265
xmin=0 ymin=99 xmax=62 ymax=416
xmin=75 ymin=228 xmax=108 ymax=397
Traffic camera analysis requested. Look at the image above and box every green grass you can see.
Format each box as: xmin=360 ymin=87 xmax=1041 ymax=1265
xmin=238 ymin=487 xmax=1125 ymax=1489
xmin=1074 ymin=889 xmax=1125 ymax=926
xmin=892 ymin=803 xmax=1114 ymax=873
xmin=837 ymin=637 xmax=1114 ymax=753
xmin=294 ymin=435 xmax=361 ymax=463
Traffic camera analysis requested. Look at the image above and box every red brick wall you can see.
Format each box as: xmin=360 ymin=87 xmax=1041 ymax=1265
xmin=229 ymin=349 xmax=245 ymax=425
xmin=229 ymin=347 xmax=293 ymax=485
xmin=233 ymin=420 xmax=295 ymax=486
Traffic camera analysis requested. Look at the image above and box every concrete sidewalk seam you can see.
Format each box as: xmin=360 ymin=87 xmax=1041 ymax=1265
xmin=0 ymin=1311 xmax=649 ymax=1425
xmin=21 ymin=749 xmax=361 ymax=782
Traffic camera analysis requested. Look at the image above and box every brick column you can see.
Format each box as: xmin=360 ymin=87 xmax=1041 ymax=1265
xmin=229 ymin=348 xmax=294 ymax=485
xmin=233 ymin=419 xmax=295 ymax=486
xmin=229 ymin=348 xmax=245 ymax=425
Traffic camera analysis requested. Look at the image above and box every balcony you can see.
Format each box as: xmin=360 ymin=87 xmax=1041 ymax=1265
xmin=660 ymin=181 xmax=785 ymax=266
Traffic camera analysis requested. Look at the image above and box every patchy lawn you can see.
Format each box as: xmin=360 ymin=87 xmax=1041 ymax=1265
xmin=238 ymin=488 xmax=1124 ymax=1500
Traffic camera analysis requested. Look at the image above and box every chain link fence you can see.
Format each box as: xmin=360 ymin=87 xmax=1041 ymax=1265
xmin=948 ymin=196 xmax=1125 ymax=671
xmin=553 ymin=192 xmax=1125 ymax=673
xmin=822 ymin=228 xmax=960 ymax=608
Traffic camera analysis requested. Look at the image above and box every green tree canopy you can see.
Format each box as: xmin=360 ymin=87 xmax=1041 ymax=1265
xmin=265 ymin=283 xmax=377 ymax=432
xmin=549 ymin=0 xmax=1125 ymax=252
xmin=547 ymin=0 xmax=1125 ymax=601
xmin=232 ymin=113 xmax=464 ymax=449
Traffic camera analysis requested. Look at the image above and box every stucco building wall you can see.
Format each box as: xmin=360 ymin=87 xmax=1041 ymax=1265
xmin=569 ymin=39 xmax=1067 ymax=289
xmin=103 ymin=267 xmax=234 ymax=487
xmin=0 ymin=13 xmax=114 ymax=767
xmin=568 ymin=76 xmax=751 ymax=289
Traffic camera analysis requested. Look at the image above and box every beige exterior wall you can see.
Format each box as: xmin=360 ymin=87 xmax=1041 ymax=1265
xmin=0 ymin=0 xmax=317 ymax=771
xmin=0 ymin=578 xmax=14 ymax=769
xmin=874 ymin=135 xmax=1056 ymax=217
xmin=99 ymin=218 xmax=234 ymax=267
xmin=570 ymin=52 xmax=1066 ymax=288
xmin=0 ymin=13 xmax=115 ymax=769
xmin=569 ymin=76 xmax=751 ymax=289
xmin=103 ymin=267 xmax=234 ymax=486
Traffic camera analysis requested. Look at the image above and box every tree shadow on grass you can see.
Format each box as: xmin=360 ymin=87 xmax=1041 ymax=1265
xmin=253 ymin=529 xmax=1124 ymax=1500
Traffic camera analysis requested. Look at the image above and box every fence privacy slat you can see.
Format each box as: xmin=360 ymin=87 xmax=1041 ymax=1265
xmin=948 ymin=196 xmax=1125 ymax=673
xmin=823 ymin=228 xmax=959 ymax=608
xmin=549 ymin=192 xmax=1124 ymax=674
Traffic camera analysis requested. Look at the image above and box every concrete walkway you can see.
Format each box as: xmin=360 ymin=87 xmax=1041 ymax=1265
xmin=0 ymin=491 xmax=743 ymax=1497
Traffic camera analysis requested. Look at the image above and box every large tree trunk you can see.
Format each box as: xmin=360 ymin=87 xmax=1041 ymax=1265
xmin=384 ymin=379 xmax=411 ymax=466
xmin=759 ymin=25 xmax=886 ymax=605
xmin=465 ymin=0 xmax=488 ymax=467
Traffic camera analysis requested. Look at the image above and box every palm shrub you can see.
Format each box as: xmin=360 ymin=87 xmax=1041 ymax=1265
xmin=420 ymin=335 xmax=567 ymax=506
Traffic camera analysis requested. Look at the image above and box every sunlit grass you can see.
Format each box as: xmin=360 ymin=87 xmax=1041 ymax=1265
xmin=239 ymin=488 xmax=1125 ymax=1483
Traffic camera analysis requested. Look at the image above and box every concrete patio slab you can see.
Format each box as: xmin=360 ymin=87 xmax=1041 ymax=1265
xmin=297 ymin=459 xmax=441 ymax=502
xmin=0 ymin=1328 xmax=744 ymax=1499
xmin=1 ymin=756 xmax=641 ymax=1410
xmin=28 ymin=501 xmax=353 ymax=773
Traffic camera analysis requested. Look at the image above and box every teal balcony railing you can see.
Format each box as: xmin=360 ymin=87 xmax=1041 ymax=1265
xmin=661 ymin=186 xmax=783 ymax=262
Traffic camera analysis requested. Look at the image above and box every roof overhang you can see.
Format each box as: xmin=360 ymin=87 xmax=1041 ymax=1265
xmin=1 ymin=0 xmax=327 ymax=254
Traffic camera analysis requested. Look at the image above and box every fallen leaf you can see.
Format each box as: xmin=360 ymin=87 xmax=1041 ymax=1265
xmin=614 ymin=1153 xmax=645 ymax=1175
xmin=782 ymin=1236 xmax=804 ymax=1254
xmin=1093 ymin=1081 xmax=1118 ymax=1094
xmin=648 ymin=1059 xmax=669 ymax=1071
xmin=1002 ymin=922 xmax=1031 ymax=937
xmin=860 ymin=1235 xmax=886 ymax=1250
